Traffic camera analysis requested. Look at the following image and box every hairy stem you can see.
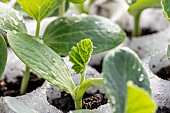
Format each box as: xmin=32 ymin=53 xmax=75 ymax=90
xmin=80 ymin=71 xmax=86 ymax=85
xmin=58 ymin=1 xmax=65 ymax=17
xmin=35 ymin=20 xmax=41 ymax=37
xmin=20 ymin=66 xmax=30 ymax=95
xmin=133 ymin=12 xmax=141 ymax=37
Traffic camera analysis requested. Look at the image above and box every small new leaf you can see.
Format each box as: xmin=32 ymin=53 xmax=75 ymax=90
xmin=17 ymin=0 xmax=63 ymax=21
xmin=69 ymin=0 xmax=86 ymax=4
xmin=0 ymin=35 xmax=7 ymax=79
xmin=69 ymin=38 xmax=93 ymax=74
xmin=126 ymin=82 xmax=156 ymax=113
xmin=161 ymin=0 xmax=170 ymax=21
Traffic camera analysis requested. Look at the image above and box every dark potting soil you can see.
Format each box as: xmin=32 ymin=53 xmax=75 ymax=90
xmin=125 ymin=28 xmax=157 ymax=39
xmin=0 ymin=72 xmax=44 ymax=96
xmin=156 ymin=66 xmax=170 ymax=81
xmin=157 ymin=107 xmax=170 ymax=113
xmin=50 ymin=91 xmax=108 ymax=113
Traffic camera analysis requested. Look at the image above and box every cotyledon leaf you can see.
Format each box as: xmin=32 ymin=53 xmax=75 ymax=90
xmin=103 ymin=47 xmax=151 ymax=113
xmin=43 ymin=15 xmax=126 ymax=56
xmin=126 ymin=82 xmax=156 ymax=113
xmin=69 ymin=38 xmax=93 ymax=74
xmin=69 ymin=0 xmax=86 ymax=4
xmin=17 ymin=0 xmax=63 ymax=21
xmin=0 ymin=34 xmax=7 ymax=79
xmin=71 ymin=109 xmax=93 ymax=113
xmin=4 ymin=97 xmax=39 ymax=113
xmin=7 ymin=31 xmax=76 ymax=96
xmin=128 ymin=0 xmax=161 ymax=16
xmin=161 ymin=0 xmax=170 ymax=22
xmin=0 ymin=2 xmax=26 ymax=32
xmin=167 ymin=45 xmax=170 ymax=60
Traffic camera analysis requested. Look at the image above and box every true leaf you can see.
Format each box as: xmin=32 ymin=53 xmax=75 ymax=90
xmin=167 ymin=45 xmax=170 ymax=60
xmin=4 ymin=97 xmax=38 ymax=113
xmin=7 ymin=32 xmax=76 ymax=96
xmin=16 ymin=0 xmax=63 ymax=21
xmin=0 ymin=2 xmax=26 ymax=32
xmin=126 ymin=0 xmax=137 ymax=5
xmin=0 ymin=35 xmax=7 ymax=79
xmin=69 ymin=38 xmax=93 ymax=74
xmin=126 ymin=82 xmax=156 ymax=113
xmin=1 ymin=0 xmax=10 ymax=3
xmin=69 ymin=0 xmax=86 ymax=4
xmin=43 ymin=15 xmax=126 ymax=56
xmin=103 ymin=47 xmax=151 ymax=113
xmin=128 ymin=0 xmax=161 ymax=16
xmin=161 ymin=0 xmax=170 ymax=21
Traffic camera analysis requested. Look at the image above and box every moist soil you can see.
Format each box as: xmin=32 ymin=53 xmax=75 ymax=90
xmin=157 ymin=107 xmax=170 ymax=113
xmin=156 ymin=66 xmax=170 ymax=81
xmin=0 ymin=72 xmax=44 ymax=96
xmin=50 ymin=90 xmax=108 ymax=113
xmin=125 ymin=28 xmax=157 ymax=39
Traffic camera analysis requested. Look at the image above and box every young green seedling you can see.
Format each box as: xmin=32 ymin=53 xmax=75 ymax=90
xmin=7 ymin=31 xmax=103 ymax=110
xmin=127 ymin=0 xmax=161 ymax=37
xmin=0 ymin=34 xmax=7 ymax=79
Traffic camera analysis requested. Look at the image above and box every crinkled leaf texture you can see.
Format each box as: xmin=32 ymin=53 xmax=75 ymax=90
xmin=7 ymin=32 xmax=76 ymax=95
xmin=69 ymin=38 xmax=93 ymax=74
xmin=126 ymin=82 xmax=156 ymax=113
xmin=103 ymin=47 xmax=151 ymax=113
xmin=17 ymin=0 xmax=63 ymax=21
xmin=0 ymin=2 xmax=26 ymax=32
xmin=128 ymin=0 xmax=161 ymax=16
xmin=43 ymin=15 xmax=126 ymax=56
xmin=0 ymin=35 xmax=7 ymax=79
xmin=4 ymin=97 xmax=38 ymax=113
xmin=161 ymin=0 xmax=170 ymax=21
xmin=69 ymin=0 xmax=86 ymax=4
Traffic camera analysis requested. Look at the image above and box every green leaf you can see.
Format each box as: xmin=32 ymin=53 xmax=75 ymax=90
xmin=43 ymin=15 xmax=126 ymax=56
xmin=69 ymin=38 xmax=93 ymax=74
xmin=4 ymin=97 xmax=38 ymax=113
xmin=0 ymin=35 xmax=7 ymax=79
xmin=126 ymin=0 xmax=137 ymax=5
xmin=69 ymin=0 xmax=86 ymax=4
xmin=0 ymin=2 xmax=26 ymax=32
xmin=16 ymin=0 xmax=63 ymax=21
xmin=1 ymin=0 xmax=10 ymax=3
xmin=72 ymin=109 xmax=93 ymax=113
xmin=167 ymin=45 xmax=170 ymax=60
xmin=103 ymin=47 xmax=151 ymax=113
xmin=7 ymin=32 xmax=76 ymax=96
xmin=128 ymin=0 xmax=161 ymax=16
xmin=161 ymin=0 xmax=170 ymax=21
xmin=126 ymin=82 xmax=156 ymax=113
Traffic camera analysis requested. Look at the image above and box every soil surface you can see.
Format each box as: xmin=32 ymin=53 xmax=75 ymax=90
xmin=0 ymin=72 xmax=44 ymax=96
xmin=125 ymin=28 xmax=157 ymax=39
xmin=156 ymin=66 xmax=170 ymax=81
xmin=50 ymin=90 xmax=108 ymax=113
xmin=157 ymin=107 xmax=170 ymax=113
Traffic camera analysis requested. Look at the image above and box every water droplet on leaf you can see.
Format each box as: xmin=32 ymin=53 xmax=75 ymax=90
xmin=139 ymin=74 xmax=144 ymax=81
xmin=12 ymin=30 xmax=17 ymax=34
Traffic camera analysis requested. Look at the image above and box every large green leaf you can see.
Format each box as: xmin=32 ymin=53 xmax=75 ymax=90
xmin=69 ymin=38 xmax=93 ymax=74
xmin=72 ymin=109 xmax=93 ymax=113
xmin=4 ymin=97 xmax=38 ymax=113
xmin=0 ymin=35 xmax=7 ymax=79
xmin=43 ymin=15 xmax=126 ymax=56
xmin=128 ymin=0 xmax=161 ymax=16
xmin=0 ymin=2 xmax=26 ymax=32
xmin=161 ymin=0 xmax=170 ymax=21
xmin=16 ymin=0 xmax=63 ymax=21
xmin=103 ymin=47 xmax=151 ymax=113
xmin=7 ymin=32 xmax=76 ymax=95
xmin=126 ymin=82 xmax=156 ymax=113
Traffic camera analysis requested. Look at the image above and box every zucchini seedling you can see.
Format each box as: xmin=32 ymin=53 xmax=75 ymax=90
xmin=7 ymin=33 xmax=103 ymax=110
xmin=127 ymin=0 xmax=161 ymax=37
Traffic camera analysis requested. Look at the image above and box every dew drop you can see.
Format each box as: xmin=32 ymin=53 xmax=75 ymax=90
xmin=107 ymin=29 xmax=111 ymax=33
xmin=52 ymin=58 xmax=56 ymax=62
xmin=81 ymin=13 xmax=87 ymax=17
xmin=137 ymin=67 xmax=141 ymax=71
xmin=3 ymin=17 xmax=6 ymax=21
xmin=10 ymin=17 xmax=18 ymax=26
xmin=60 ymin=19 xmax=63 ymax=22
xmin=45 ymin=53 xmax=47 ymax=56
xmin=12 ymin=30 xmax=17 ymax=34
xmin=75 ymin=20 xmax=80 ymax=23
xmin=15 ymin=11 xmax=23 ymax=21
xmin=139 ymin=74 xmax=144 ymax=82
xmin=72 ymin=14 xmax=76 ymax=17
